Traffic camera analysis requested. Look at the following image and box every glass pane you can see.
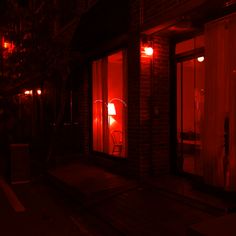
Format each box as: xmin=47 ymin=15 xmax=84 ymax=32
xmin=108 ymin=51 xmax=127 ymax=157
xmin=182 ymin=59 xmax=195 ymax=174
xmin=92 ymin=59 xmax=104 ymax=152
xmin=92 ymin=50 xmax=127 ymax=157
xmin=177 ymin=57 xmax=205 ymax=175
xmin=194 ymin=57 xmax=205 ymax=175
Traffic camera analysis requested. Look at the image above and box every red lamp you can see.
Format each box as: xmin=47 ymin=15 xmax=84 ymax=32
xmin=108 ymin=103 xmax=116 ymax=116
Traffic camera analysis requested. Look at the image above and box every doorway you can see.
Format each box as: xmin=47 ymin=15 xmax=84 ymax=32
xmin=176 ymin=36 xmax=205 ymax=175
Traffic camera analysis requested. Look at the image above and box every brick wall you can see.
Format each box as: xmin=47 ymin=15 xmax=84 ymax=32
xmin=126 ymin=0 xmax=142 ymax=177
xmin=139 ymin=42 xmax=152 ymax=177
xmin=151 ymin=36 xmax=171 ymax=175
xmin=139 ymin=35 xmax=170 ymax=177
xmin=126 ymin=42 xmax=141 ymax=177
xmin=138 ymin=0 xmax=233 ymax=178
xmin=126 ymin=0 xmax=170 ymax=178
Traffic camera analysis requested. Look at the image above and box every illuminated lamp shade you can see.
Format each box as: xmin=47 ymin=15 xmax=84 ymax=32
xmin=108 ymin=103 xmax=116 ymax=116
xmin=109 ymin=116 xmax=116 ymax=126
xmin=197 ymin=56 xmax=204 ymax=62
xmin=144 ymin=46 xmax=153 ymax=56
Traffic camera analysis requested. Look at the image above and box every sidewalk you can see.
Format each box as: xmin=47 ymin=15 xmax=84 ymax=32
xmin=47 ymin=159 xmax=138 ymax=207
xmin=46 ymin=159 xmax=236 ymax=235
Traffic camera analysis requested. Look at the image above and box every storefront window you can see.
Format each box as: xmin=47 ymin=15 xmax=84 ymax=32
xmin=92 ymin=50 xmax=127 ymax=157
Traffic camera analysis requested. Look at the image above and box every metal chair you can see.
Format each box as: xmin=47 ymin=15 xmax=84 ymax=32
xmin=111 ymin=130 xmax=123 ymax=156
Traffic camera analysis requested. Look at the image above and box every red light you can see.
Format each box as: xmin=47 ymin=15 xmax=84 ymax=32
xmin=144 ymin=47 xmax=153 ymax=56
xmin=108 ymin=103 xmax=116 ymax=116
xmin=197 ymin=56 xmax=204 ymax=62
xmin=36 ymin=89 xmax=42 ymax=95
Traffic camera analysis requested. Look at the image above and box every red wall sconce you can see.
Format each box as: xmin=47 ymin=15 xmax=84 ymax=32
xmin=36 ymin=89 xmax=42 ymax=95
xmin=141 ymin=36 xmax=154 ymax=57
xmin=197 ymin=56 xmax=204 ymax=62
xmin=144 ymin=46 xmax=153 ymax=56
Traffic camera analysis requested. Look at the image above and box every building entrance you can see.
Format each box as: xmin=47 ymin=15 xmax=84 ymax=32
xmin=176 ymin=36 xmax=205 ymax=176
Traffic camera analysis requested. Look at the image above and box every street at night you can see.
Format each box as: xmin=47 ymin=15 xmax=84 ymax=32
xmin=0 ymin=172 xmax=219 ymax=236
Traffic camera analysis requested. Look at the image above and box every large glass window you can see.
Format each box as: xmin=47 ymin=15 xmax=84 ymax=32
xmin=176 ymin=36 xmax=205 ymax=175
xmin=92 ymin=50 xmax=127 ymax=157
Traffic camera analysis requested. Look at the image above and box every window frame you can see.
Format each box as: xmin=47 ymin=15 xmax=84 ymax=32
xmin=91 ymin=49 xmax=128 ymax=158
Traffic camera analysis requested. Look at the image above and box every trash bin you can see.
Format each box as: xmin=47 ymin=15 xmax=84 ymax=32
xmin=10 ymin=144 xmax=30 ymax=184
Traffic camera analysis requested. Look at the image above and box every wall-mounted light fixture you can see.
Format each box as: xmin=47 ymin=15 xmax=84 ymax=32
xmin=197 ymin=56 xmax=204 ymax=62
xmin=141 ymin=35 xmax=154 ymax=57
xmin=144 ymin=46 xmax=154 ymax=56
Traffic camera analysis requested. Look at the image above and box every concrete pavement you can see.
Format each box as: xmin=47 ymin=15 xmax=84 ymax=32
xmin=47 ymin=159 xmax=227 ymax=235
xmin=0 ymin=176 xmax=107 ymax=236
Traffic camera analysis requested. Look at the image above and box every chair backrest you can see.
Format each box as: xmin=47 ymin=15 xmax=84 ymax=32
xmin=111 ymin=130 xmax=123 ymax=145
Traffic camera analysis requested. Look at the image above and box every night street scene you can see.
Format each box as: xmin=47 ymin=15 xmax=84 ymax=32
xmin=1 ymin=0 xmax=236 ymax=235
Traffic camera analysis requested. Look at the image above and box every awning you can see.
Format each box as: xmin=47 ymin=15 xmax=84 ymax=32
xmin=70 ymin=0 xmax=129 ymax=52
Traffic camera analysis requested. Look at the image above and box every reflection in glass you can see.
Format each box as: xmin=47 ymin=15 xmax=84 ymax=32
xmin=177 ymin=58 xmax=205 ymax=175
xmin=92 ymin=50 xmax=127 ymax=157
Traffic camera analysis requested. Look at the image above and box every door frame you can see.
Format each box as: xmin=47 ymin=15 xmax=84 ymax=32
xmin=170 ymin=36 xmax=205 ymax=177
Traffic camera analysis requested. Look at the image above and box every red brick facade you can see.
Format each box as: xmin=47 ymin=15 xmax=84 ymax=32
xmin=151 ymin=36 xmax=170 ymax=176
